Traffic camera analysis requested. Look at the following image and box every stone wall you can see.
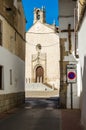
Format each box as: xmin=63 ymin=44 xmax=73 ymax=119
xmin=0 ymin=92 xmax=25 ymax=113
xmin=0 ymin=0 xmax=25 ymax=61
xmin=1 ymin=15 xmax=25 ymax=61
xmin=0 ymin=0 xmax=25 ymax=37
xmin=60 ymin=39 xmax=69 ymax=108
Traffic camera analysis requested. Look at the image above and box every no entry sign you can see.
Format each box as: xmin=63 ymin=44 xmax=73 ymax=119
xmin=67 ymin=64 xmax=77 ymax=83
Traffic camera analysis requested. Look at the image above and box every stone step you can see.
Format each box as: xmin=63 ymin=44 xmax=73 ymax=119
xmin=25 ymin=83 xmax=59 ymax=98
xmin=25 ymin=83 xmax=53 ymax=91
xmin=25 ymin=90 xmax=59 ymax=98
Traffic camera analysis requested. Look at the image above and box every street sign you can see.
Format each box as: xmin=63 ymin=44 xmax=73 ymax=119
xmin=67 ymin=64 xmax=77 ymax=109
xmin=68 ymin=72 xmax=76 ymax=80
xmin=67 ymin=64 xmax=77 ymax=83
xmin=67 ymin=64 xmax=76 ymax=69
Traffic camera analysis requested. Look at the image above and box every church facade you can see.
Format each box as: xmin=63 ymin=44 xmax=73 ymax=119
xmin=25 ymin=8 xmax=60 ymax=96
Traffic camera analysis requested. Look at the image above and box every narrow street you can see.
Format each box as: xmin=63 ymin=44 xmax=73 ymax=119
xmin=0 ymin=98 xmax=82 ymax=130
xmin=0 ymin=0 xmax=86 ymax=129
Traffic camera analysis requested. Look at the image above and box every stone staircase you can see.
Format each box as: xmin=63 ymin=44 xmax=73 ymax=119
xmin=25 ymin=83 xmax=53 ymax=91
xmin=25 ymin=83 xmax=59 ymax=98
xmin=43 ymin=83 xmax=58 ymax=90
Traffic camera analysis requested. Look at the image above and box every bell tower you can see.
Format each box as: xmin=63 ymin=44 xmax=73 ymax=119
xmin=33 ymin=7 xmax=46 ymax=24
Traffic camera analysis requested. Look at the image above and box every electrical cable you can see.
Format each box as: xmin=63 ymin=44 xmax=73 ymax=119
xmin=25 ymin=40 xmax=58 ymax=47
xmin=27 ymin=31 xmax=59 ymax=34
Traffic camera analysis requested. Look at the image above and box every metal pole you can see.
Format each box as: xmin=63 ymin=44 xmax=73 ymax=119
xmin=70 ymin=83 xmax=73 ymax=109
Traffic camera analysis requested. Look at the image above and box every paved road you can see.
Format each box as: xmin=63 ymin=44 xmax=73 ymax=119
xmin=0 ymin=98 xmax=61 ymax=130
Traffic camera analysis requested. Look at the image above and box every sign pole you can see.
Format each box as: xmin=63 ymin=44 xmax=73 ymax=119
xmin=67 ymin=64 xmax=77 ymax=109
xmin=70 ymin=83 xmax=73 ymax=109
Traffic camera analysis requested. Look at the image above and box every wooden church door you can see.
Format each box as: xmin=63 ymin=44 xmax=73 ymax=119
xmin=36 ymin=66 xmax=44 ymax=83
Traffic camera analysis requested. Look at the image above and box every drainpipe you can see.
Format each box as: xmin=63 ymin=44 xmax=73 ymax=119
xmin=76 ymin=0 xmax=86 ymax=31
xmin=74 ymin=8 xmax=78 ymax=57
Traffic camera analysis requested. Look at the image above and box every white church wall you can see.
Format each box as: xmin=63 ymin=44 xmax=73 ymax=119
xmin=26 ymin=22 xmax=60 ymax=90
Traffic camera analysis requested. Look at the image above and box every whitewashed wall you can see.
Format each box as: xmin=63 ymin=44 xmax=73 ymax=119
xmin=0 ymin=47 xmax=25 ymax=94
xmin=78 ymin=11 xmax=86 ymax=129
xmin=59 ymin=0 xmax=76 ymax=51
xmin=59 ymin=0 xmax=80 ymax=108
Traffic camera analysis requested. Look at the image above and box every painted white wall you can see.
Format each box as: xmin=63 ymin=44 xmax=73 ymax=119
xmin=59 ymin=0 xmax=76 ymax=51
xmin=59 ymin=0 xmax=76 ymax=16
xmin=78 ymin=11 xmax=86 ymax=129
xmin=66 ymin=59 xmax=80 ymax=109
xmin=59 ymin=0 xmax=80 ymax=109
xmin=0 ymin=47 xmax=25 ymax=94
xmin=67 ymin=81 xmax=80 ymax=109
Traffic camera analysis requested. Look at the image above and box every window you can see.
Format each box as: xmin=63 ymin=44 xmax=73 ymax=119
xmin=5 ymin=7 xmax=12 ymax=11
xmin=0 ymin=20 xmax=2 ymax=45
xmin=10 ymin=69 xmax=12 ymax=85
xmin=37 ymin=10 xmax=40 ymax=20
xmin=0 ymin=66 xmax=2 ymax=89
xmin=37 ymin=15 xmax=40 ymax=20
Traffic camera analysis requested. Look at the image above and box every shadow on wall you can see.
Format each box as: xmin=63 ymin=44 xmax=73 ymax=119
xmin=81 ymin=56 xmax=86 ymax=128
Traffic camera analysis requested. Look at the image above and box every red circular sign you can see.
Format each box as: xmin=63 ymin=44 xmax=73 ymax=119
xmin=68 ymin=72 xmax=76 ymax=80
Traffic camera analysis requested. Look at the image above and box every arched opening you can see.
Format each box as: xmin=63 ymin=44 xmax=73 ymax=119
xmin=36 ymin=66 xmax=44 ymax=83
xmin=37 ymin=10 xmax=40 ymax=20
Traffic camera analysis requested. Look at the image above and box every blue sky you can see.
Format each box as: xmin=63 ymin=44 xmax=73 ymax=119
xmin=22 ymin=0 xmax=59 ymax=31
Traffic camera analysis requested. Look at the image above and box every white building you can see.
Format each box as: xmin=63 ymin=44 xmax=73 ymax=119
xmin=0 ymin=0 xmax=25 ymax=113
xmin=59 ymin=0 xmax=80 ymax=108
xmin=25 ymin=8 xmax=60 ymax=97
xmin=76 ymin=0 xmax=86 ymax=129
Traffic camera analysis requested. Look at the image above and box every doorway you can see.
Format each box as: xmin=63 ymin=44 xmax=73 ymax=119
xmin=36 ymin=66 xmax=44 ymax=83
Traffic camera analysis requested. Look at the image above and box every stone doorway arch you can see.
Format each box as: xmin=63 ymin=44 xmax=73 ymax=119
xmin=36 ymin=66 xmax=44 ymax=83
